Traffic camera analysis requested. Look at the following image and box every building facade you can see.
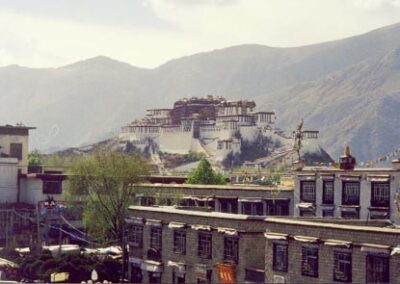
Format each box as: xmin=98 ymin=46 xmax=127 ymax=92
xmin=293 ymin=160 xmax=400 ymax=223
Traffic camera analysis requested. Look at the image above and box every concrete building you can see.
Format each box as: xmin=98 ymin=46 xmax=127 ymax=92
xmin=126 ymin=206 xmax=266 ymax=283
xmin=265 ymin=217 xmax=400 ymax=283
xmin=134 ymin=183 xmax=294 ymax=217
xmin=127 ymin=206 xmax=400 ymax=284
xmin=0 ymin=124 xmax=35 ymax=174
xmin=293 ymin=158 xmax=400 ymax=223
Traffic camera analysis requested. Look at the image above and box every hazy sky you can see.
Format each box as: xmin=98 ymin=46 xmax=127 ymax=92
xmin=0 ymin=0 xmax=399 ymax=68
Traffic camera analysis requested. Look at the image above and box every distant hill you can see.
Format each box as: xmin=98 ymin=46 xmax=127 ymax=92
xmin=1 ymin=23 xmax=400 ymax=160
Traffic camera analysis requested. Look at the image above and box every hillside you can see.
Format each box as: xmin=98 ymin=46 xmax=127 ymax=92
xmin=0 ymin=23 xmax=400 ymax=160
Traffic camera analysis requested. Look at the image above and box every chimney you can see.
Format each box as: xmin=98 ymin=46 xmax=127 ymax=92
xmin=339 ymin=145 xmax=356 ymax=170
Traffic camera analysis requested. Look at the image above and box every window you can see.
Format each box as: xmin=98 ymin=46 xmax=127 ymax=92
xmin=197 ymin=270 xmax=212 ymax=284
xmin=150 ymin=227 xmax=162 ymax=251
xmin=198 ymin=232 xmax=212 ymax=259
xmin=371 ymin=182 xmax=390 ymax=207
xmin=173 ymin=270 xmax=185 ymax=284
xmin=300 ymin=181 xmax=316 ymax=203
xmin=301 ymin=245 xmax=318 ymax=277
xmin=219 ymin=199 xmax=238 ymax=214
xmin=10 ymin=143 xmax=22 ymax=160
xmin=266 ymin=200 xmax=290 ymax=216
xmin=244 ymin=268 xmax=264 ymax=283
xmin=139 ymin=196 xmax=155 ymax=206
xmin=224 ymin=237 xmax=239 ymax=263
xmin=366 ymin=255 xmax=389 ymax=283
xmin=322 ymin=209 xmax=334 ymax=217
xmin=273 ymin=243 xmax=288 ymax=272
xmin=173 ymin=230 xmax=186 ymax=254
xmin=323 ymin=181 xmax=334 ymax=204
xmin=43 ymin=180 xmax=62 ymax=194
xmin=128 ymin=225 xmax=143 ymax=247
xmin=342 ymin=182 xmax=360 ymax=205
xmin=299 ymin=208 xmax=315 ymax=217
xmin=148 ymin=272 xmax=161 ymax=283
xmin=131 ymin=265 xmax=142 ymax=283
xmin=241 ymin=202 xmax=263 ymax=216
xmin=333 ymin=251 xmax=352 ymax=282
xmin=341 ymin=209 xmax=360 ymax=219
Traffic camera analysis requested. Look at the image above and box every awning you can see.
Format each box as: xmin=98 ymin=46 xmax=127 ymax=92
xmin=340 ymin=206 xmax=359 ymax=212
xmin=391 ymin=245 xmax=400 ymax=256
xmin=360 ymin=244 xmax=391 ymax=255
xmin=238 ymin=198 xmax=263 ymax=203
xmin=320 ymin=174 xmax=335 ymax=180
xmin=182 ymin=195 xmax=193 ymax=200
xmin=324 ymin=239 xmax=352 ymax=248
xmin=129 ymin=257 xmax=143 ymax=265
xmin=339 ymin=174 xmax=361 ymax=181
xmin=168 ymin=222 xmax=186 ymax=229
xmin=367 ymin=175 xmax=390 ymax=182
xmin=217 ymin=228 xmax=238 ymax=236
xmin=297 ymin=203 xmax=315 ymax=209
xmin=125 ymin=217 xmax=143 ymax=225
xmin=297 ymin=174 xmax=316 ymax=180
xmin=167 ymin=261 xmax=186 ymax=274
xmin=193 ymin=196 xmax=214 ymax=202
xmin=141 ymin=260 xmax=163 ymax=272
xmin=264 ymin=233 xmax=288 ymax=240
xmin=293 ymin=235 xmax=319 ymax=243
xmin=191 ymin=224 xmax=212 ymax=231
xmin=145 ymin=219 xmax=162 ymax=227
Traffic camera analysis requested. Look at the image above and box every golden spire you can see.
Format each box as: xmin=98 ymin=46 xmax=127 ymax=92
xmin=344 ymin=145 xmax=350 ymax=156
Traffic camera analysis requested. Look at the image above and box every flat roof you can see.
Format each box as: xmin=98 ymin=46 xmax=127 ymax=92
xmin=128 ymin=205 xmax=265 ymax=221
xmin=136 ymin=183 xmax=293 ymax=191
xmin=299 ymin=167 xmax=399 ymax=173
xmin=265 ymin=217 xmax=400 ymax=234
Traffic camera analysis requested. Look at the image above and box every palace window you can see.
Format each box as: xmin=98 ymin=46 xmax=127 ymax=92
xmin=366 ymin=255 xmax=389 ymax=283
xmin=127 ymin=225 xmax=143 ymax=248
xmin=150 ymin=227 xmax=162 ymax=251
xmin=224 ymin=237 xmax=239 ymax=263
xmin=371 ymin=182 xmax=390 ymax=207
xmin=273 ymin=243 xmax=288 ymax=272
xmin=342 ymin=182 xmax=360 ymax=205
xmin=301 ymin=245 xmax=319 ymax=277
xmin=300 ymin=181 xmax=316 ymax=203
xmin=173 ymin=230 xmax=186 ymax=255
xmin=43 ymin=180 xmax=62 ymax=194
xmin=333 ymin=251 xmax=352 ymax=282
xmin=322 ymin=181 xmax=334 ymax=204
xmin=198 ymin=232 xmax=212 ymax=259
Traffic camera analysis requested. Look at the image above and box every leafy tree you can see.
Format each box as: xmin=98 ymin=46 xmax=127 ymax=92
xmin=67 ymin=151 xmax=149 ymax=245
xmin=28 ymin=149 xmax=42 ymax=166
xmin=186 ymin=158 xmax=226 ymax=185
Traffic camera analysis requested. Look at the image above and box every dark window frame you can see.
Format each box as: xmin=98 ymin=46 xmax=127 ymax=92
xmin=224 ymin=236 xmax=239 ymax=263
xmin=10 ymin=143 xmax=23 ymax=161
xmin=198 ymin=231 xmax=212 ymax=259
xmin=301 ymin=245 xmax=319 ymax=277
xmin=322 ymin=180 xmax=334 ymax=204
xmin=371 ymin=182 xmax=390 ymax=207
xmin=300 ymin=181 xmax=316 ymax=203
xmin=150 ymin=227 xmax=162 ymax=251
xmin=333 ymin=250 xmax=352 ymax=282
xmin=241 ymin=202 xmax=264 ymax=216
xmin=128 ymin=225 xmax=143 ymax=248
xmin=366 ymin=255 xmax=389 ymax=283
xmin=173 ymin=229 xmax=186 ymax=255
xmin=342 ymin=182 xmax=360 ymax=205
xmin=273 ymin=243 xmax=288 ymax=272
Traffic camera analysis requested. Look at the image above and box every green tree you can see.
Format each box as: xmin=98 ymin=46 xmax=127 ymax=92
xmin=28 ymin=149 xmax=42 ymax=166
xmin=67 ymin=151 xmax=149 ymax=245
xmin=186 ymin=158 xmax=226 ymax=185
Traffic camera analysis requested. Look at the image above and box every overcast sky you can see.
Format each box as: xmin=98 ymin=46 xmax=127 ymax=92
xmin=0 ymin=0 xmax=399 ymax=68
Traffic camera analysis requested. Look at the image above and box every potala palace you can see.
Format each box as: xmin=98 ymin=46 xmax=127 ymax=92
xmin=119 ymin=96 xmax=325 ymax=169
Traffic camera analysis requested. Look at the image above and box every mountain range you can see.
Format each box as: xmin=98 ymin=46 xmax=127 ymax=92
xmin=1 ymin=22 xmax=400 ymax=161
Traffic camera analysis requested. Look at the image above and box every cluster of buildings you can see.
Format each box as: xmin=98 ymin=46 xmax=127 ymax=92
xmin=125 ymin=147 xmax=400 ymax=283
xmin=120 ymin=96 xmax=277 ymax=163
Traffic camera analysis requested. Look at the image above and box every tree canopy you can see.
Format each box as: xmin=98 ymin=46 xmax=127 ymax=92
xmin=67 ymin=151 xmax=149 ymax=245
xmin=186 ymin=158 xmax=226 ymax=185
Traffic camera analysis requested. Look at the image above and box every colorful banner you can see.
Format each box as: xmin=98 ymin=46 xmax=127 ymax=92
xmin=216 ymin=263 xmax=236 ymax=284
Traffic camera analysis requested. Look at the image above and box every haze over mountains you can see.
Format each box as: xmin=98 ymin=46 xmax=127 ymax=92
xmin=1 ymin=22 xmax=400 ymax=160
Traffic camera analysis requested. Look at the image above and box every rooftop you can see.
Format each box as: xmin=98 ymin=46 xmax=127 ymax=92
xmin=136 ymin=182 xmax=293 ymax=191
